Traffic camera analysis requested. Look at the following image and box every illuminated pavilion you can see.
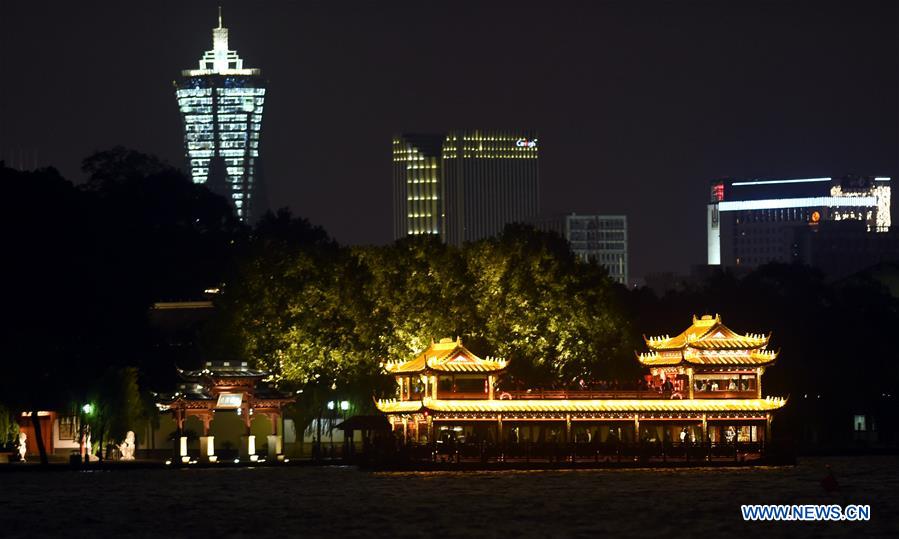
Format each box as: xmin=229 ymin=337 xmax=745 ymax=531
xmin=376 ymin=316 xmax=786 ymax=460
xmin=157 ymin=361 xmax=294 ymax=463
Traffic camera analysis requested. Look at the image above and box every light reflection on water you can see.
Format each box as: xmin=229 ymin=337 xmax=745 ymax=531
xmin=0 ymin=456 xmax=894 ymax=538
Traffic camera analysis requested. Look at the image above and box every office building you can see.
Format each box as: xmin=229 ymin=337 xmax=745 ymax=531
xmin=392 ymin=134 xmax=444 ymax=238
xmin=537 ymin=213 xmax=628 ymax=285
xmin=392 ymin=129 xmax=539 ymax=244
xmin=175 ymin=11 xmax=266 ymax=221
xmin=707 ymin=176 xmax=891 ymax=269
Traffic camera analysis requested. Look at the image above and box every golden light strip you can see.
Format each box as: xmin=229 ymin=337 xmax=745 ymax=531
xmin=375 ymin=397 xmax=786 ymax=414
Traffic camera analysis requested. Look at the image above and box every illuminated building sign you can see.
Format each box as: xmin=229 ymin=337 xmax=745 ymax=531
xmin=216 ymin=393 xmax=243 ymax=409
xmin=516 ymin=138 xmax=538 ymax=148
xmin=718 ymin=196 xmax=876 ymax=212
xmin=712 ymin=182 xmax=725 ymax=202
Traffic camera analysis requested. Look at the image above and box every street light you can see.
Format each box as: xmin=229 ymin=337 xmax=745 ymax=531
xmin=82 ymin=403 xmax=94 ymax=415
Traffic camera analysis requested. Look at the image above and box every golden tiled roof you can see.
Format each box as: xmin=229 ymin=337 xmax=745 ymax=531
xmin=639 ymin=314 xmax=775 ymax=366
xmin=644 ymin=314 xmax=770 ymax=351
xmin=373 ymin=399 xmax=424 ymax=413
xmin=384 ymin=337 xmax=508 ymax=374
xmin=375 ymin=396 xmax=787 ymax=414
xmin=637 ymin=349 xmax=779 ymax=366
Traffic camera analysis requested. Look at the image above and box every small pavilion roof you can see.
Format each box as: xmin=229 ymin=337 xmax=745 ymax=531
xmin=638 ymin=314 xmax=777 ymax=367
xmin=178 ymin=361 xmax=270 ymax=379
xmin=644 ymin=314 xmax=770 ymax=351
xmin=384 ymin=337 xmax=508 ymax=374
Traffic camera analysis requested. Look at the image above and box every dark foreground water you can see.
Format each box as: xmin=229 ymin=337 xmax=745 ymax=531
xmin=1 ymin=457 xmax=896 ymax=538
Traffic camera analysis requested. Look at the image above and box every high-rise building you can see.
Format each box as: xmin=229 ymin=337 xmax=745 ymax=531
xmin=175 ymin=11 xmax=266 ymax=221
xmin=707 ymin=175 xmax=891 ymax=269
xmin=392 ymin=134 xmax=444 ymax=239
xmin=392 ymin=129 xmax=540 ymax=244
xmin=536 ymin=213 xmax=628 ymax=285
xmin=443 ymin=130 xmax=540 ymax=245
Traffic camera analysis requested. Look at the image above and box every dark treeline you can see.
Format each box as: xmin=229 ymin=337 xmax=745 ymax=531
xmin=2 ymin=148 xmax=896 ymax=456
xmin=2 ymin=148 xmax=243 ymax=462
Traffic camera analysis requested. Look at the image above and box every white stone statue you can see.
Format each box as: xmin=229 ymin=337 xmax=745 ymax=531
xmin=119 ymin=431 xmax=136 ymax=460
xmin=17 ymin=432 xmax=27 ymax=462
xmin=84 ymin=432 xmax=99 ymax=462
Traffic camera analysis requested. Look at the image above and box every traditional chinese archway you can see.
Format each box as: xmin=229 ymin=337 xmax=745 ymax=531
xmin=158 ymin=361 xmax=294 ymax=462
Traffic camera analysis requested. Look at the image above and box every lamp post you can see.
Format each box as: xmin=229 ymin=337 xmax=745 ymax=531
xmin=80 ymin=403 xmax=94 ymax=464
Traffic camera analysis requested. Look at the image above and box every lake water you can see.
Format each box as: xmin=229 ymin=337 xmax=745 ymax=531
xmin=1 ymin=456 xmax=896 ymax=538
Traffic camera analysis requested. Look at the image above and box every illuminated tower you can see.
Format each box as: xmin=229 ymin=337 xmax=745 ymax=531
xmin=175 ymin=9 xmax=266 ymax=221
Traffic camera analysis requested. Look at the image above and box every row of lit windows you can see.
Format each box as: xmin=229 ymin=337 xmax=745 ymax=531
xmin=443 ymin=154 xmax=538 ymax=159
xmin=445 ymin=136 xmax=534 ymax=142
xmin=453 ymin=146 xmax=537 ymax=152
xmin=185 ymin=129 xmax=258 ymax=141
xmin=217 ymin=88 xmax=265 ymax=96
xmin=186 ymin=131 xmax=213 ymax=140
xmin=218 ymin=113 xmax=254 ymax=122
xmin=187 ymin=141 xmax=213 ymax=150
xmin=178 ymin=97 xmax=213 ymax=105
xmin=408 ymin=196 xmax=439 ymax=201
xmin=181 ymin=106 xmax=213 ymax=114
xmin=188 ymin=169 xmax=255 ymax=180
xmin=179 ymin=104 xmax=262 ymax=116
xmin=185 ymin=115 xmax=213 ymax=123
xmin=176 ymin=88 xmax=212 ymax=98
xmin=185 ymin=124 xmax=213 ymax=133
xmin=189 ymin=157 xmax=250 ymax=167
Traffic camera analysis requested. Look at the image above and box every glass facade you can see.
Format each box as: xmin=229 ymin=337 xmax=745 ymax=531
xmin=175 ymin=16 xmax=265 ymax=221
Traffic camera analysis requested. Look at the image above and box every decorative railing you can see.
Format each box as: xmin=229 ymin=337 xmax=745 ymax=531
xmin=693 ymin=390 xmax=757 ymax=399
xmin=435 ymin=391 xmax=491 ymax=400
xmin=500 ymin=390 xmax=668 ymax=400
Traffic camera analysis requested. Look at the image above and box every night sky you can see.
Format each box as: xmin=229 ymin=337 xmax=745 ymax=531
xmin=1 ymin=0 xmax=896 ymax=280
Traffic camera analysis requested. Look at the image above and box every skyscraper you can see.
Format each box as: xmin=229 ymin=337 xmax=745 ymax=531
xmin=175 ymin=11 xmax=266 ymax=221
xmin=443 ymin=129 xmax=540 ymax=245
xmin=392 ymin=129 xmax=540 ymax=244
